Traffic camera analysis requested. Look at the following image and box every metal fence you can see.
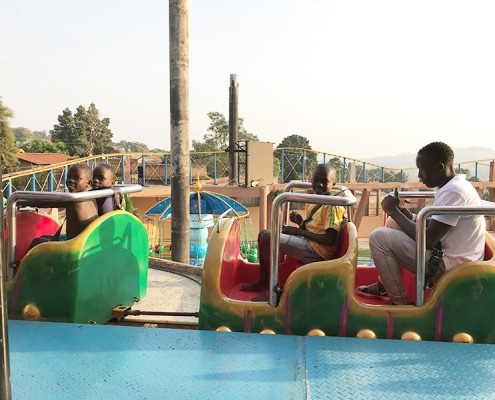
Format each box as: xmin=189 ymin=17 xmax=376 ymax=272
xmin=2 ymin=149 xmax=494 ymax=196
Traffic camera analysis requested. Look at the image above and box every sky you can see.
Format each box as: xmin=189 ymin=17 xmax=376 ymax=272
xmin=1 ymin=0 xmax=495 ymax=160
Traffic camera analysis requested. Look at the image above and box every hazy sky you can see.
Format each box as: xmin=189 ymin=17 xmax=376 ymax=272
xmin=2 ymin=0 xmax=494 ymax=159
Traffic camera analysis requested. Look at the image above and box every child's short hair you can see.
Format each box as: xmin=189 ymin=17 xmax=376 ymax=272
xmin=70 ymin=164 xmax=93 ymax=178
xmin=94 ymin=164 xmax=116 ymax=180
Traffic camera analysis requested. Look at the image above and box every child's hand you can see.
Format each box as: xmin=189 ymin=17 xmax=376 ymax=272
xmin=289 ymin=211 xmax=303 ymax=226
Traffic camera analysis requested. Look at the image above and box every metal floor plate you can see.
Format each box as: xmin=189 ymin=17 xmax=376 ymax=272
xmin=9 ymin=320 xmax=495 ymax=399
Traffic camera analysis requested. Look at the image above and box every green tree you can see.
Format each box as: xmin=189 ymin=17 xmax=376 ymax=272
xmin=0 ymin=98 xmax=18 ymax=168
xmin=353 ymin=165 xmax=408 ymax=183
xmin=117 ymin=140 xmax=150 ymax=153
xmin=274 ymin=134 xmax=317 ymax=183
xmin=22 ymin=139 xmax=68 ymax=154
xmin=13 ymin=127 xmax=33 ymax=145
xmin=83 ymin=103 xmax=113 ymax=155
xmin=328 ymin=157 xmax=343 ymax=182
xmin=192 ymin=111 xmax=259 ymax=152
xmin=33 ymin=130 xmax=48 ymax=139
xmin=51 ymin=103 xmax=113 ymax=157
xmin=50 ymin=108 xmax=86 ymax=156
xmin=192 ymin=112 xmax=259 ymax=178
xmin=456 ymin=167 xmax=478 ymax=181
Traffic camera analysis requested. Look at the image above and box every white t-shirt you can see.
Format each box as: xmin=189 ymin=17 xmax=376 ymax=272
xmin=432 ymin=175 xmax=486 ymax=270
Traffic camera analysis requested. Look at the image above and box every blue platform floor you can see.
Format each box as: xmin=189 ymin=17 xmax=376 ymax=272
xmin=8 ymin=320 xmax=495 ymax=399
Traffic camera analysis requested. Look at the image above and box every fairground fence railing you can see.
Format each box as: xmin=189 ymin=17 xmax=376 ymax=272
xmin=2 ymin=148 xmax=494 ymax=196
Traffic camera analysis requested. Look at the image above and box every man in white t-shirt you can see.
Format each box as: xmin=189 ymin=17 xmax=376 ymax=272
xmin=357 ymin=141 xmax=486 ymax=305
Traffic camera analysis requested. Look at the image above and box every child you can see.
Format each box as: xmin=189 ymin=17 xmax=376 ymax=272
xmin=92 ymin=164 xmax=123 ymax=215
xmin=240 ymin=164 xmax=347 ymax=301
xmin=64 ymin=164 xmax=99 ymax=239
xmin=28 ymin=164 xmax=98 ymax=249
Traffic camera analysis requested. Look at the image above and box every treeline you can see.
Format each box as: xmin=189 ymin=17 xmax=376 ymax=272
xmin=0 ymin=97 xmax=412 ymax=183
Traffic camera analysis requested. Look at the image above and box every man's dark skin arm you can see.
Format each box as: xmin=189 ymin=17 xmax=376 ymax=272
xmin=383 ymin=189 xmax=451 ymax=249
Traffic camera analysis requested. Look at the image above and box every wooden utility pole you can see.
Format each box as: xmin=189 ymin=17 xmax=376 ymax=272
xmin=228 ymin=74 xmax=239 ymax=185
xmin=169 ymin=0 xmax=190 ymax=263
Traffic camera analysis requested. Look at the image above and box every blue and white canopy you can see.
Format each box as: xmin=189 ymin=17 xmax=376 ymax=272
xmin=145 ymin=191 xmax=249 ymax=219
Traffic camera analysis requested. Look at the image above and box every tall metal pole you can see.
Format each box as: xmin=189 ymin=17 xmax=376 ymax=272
xmin=228 ymin=74 xmax=239 ymax=185
xmin=0 ymin=156 xmax=12 ymax=400
xmin=169 ymin=0 xmax=190 ymax=263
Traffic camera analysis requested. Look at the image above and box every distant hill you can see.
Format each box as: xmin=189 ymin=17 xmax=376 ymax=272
xmin=362 ymin=146 xmax=495 ymax=181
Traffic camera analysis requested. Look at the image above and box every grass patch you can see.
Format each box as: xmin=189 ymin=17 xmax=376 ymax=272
xmin=358 ymin=248 xmax=372 ymax=260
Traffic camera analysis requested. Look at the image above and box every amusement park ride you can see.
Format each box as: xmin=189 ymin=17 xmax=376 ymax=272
xmin=4 ymin=182 xmax=495 ymax=398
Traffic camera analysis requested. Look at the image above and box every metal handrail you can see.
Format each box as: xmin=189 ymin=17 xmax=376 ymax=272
xmin=268 ymin=187 xmax=357 ymax=306
xmin=415 ymin=203 xmax=495 ymax=306
xmin=6 ymin=184 xmax=143 ymax=281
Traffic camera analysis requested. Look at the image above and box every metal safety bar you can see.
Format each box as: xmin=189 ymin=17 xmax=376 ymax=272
xmin=6 ymin=184 xmax=143 ymax=281
xmin=415 ymin=203 xmax=495 ymax=306
xmin=384 ymin=190 xmax=495 ymax=307
xmin=268 ymin=187 xmax=357 ymax=306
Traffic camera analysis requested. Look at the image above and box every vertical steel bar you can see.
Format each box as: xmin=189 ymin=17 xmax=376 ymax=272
xmin=121 ymin=155 xmax=126 ymax=183
xmin=213 ymin=153 xmax=217 ymax=185
xmin=48 ymin=170 xmax=54 ymax=192
xmin=302 ymin=150 xmax=306 ymax=181
xmin=164 ymin=155 xmax=168 ymax=186
xmin=281 ymin=150 xmax=285 ymax=183
xmin=229 ymin=74 xmax=239 ymax=185
xmin=0 ymin=157 xmax=12 ymax=399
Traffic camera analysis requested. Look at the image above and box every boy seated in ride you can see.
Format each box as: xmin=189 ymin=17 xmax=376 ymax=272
xmin=240 ymin=164 xmax=347 ymax=301
xmin=92 ymin=164 xmax=123 ymax=215
xmin=28 ymin=164 xmax=98 ymax=248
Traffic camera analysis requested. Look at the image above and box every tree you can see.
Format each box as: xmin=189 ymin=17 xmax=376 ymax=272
xmin=192 ymin=111 xmax=259 ymax=152
xmin=456 ymin=167 xmax=476 ymax=181
xmin=274 ymin=134 xmax=318 ymax=182
xmin=0 ymin=98 xmax=18 ymax=169
xmin=328 ymin=157 xmax=343 ymax=182
xmin=33 ymin=130 xmax=48 ymax=139
xmin=50 ymin=108 xmax=86 ymax=156
xmin=13 ymin=127 xmax=33 ymax=145
xmin=117 ymin=140 xmax=150 ymax=153
xmin=50 ymin=103 xmax=113 ymax=157
xmin=353 ymin=165 xmax=408 ymax=183
xmin=22 ymin=139 xmax=68 ymax=154
xmin=192 ymin=112 xmax=259 ymax=178
xmin=83 ymin=103 xmax=113 ymax=155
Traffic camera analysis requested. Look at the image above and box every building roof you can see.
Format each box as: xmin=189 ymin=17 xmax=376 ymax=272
xmin=17 ymin=153 xmax=74 ymax=166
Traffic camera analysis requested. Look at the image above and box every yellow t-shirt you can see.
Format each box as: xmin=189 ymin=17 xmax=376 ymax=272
xmin=304 ymin=202 xmax=346 ymax=260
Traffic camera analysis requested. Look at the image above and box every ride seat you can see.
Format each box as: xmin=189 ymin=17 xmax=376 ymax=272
xmin=484 ymin=240 xmax=493 ymax=260
xmin=279 ymin=221 xmax=351 ymax=284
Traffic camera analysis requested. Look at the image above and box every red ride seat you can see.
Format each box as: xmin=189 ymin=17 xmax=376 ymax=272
xmin=279 ymin=222 xmax=350 ymax=285
xmin=3 ymin=211 xmax=60 ymax=261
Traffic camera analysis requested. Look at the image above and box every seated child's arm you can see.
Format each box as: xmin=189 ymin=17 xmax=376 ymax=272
xmin=65 ymin=200 xmax=98 ymax=239
xmin=97 ymin=196 xmax=114 ymax=215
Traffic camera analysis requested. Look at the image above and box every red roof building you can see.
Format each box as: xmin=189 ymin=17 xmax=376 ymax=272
xmin=16 ymin=153 xmax=74 ymax=169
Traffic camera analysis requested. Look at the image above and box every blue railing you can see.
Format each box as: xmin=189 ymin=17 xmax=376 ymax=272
xmin=2 ymin=149 xmax=493 ymax=196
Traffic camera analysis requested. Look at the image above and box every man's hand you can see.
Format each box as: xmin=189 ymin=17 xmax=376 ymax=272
xmin=381 ymin=188 xmax=400 ymax=214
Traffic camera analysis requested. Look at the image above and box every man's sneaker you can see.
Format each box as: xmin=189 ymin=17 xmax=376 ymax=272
xmin=356 ymin=281 xmax=389 ymax=302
